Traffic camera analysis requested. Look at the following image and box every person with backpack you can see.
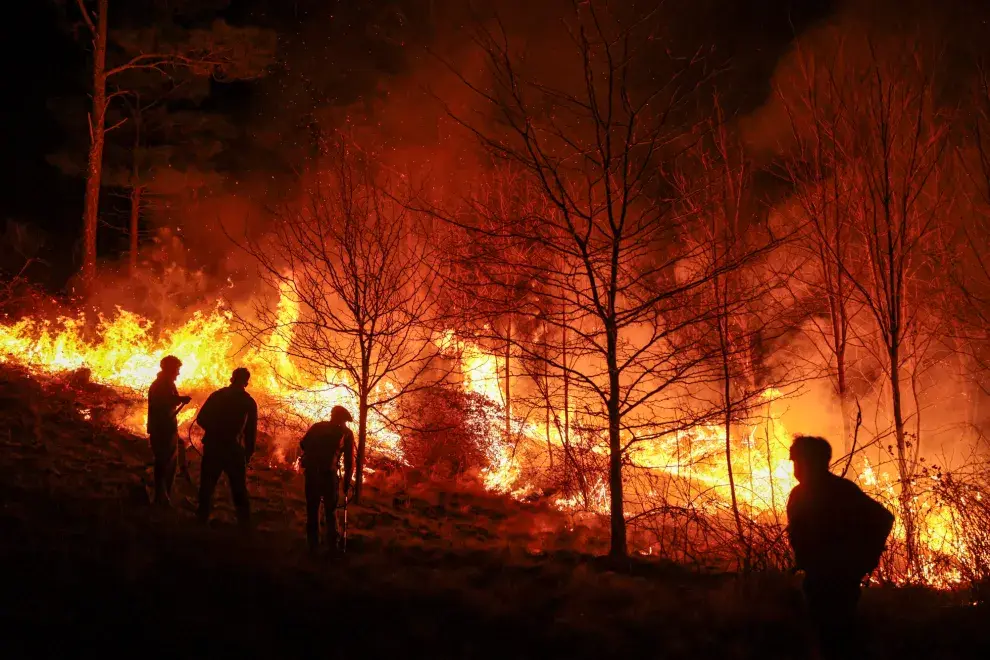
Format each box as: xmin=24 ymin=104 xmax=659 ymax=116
xmin=147 ymin=355 xmax=192 ymax=506
xmin=299 ymin=405 xmax=355 ymax=554
xmin=787 ymin=435 xmax=895 ymax=659
xmin=194 ymin=367 xmax=258 ymax=529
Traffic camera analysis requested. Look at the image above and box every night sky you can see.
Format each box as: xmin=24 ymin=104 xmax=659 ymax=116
xmin=3 ymin=0 xmax=839 ymax=287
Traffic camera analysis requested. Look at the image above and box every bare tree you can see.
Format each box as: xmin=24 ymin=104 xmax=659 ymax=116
xmin=451 ymin=173 xmax=595 ymax=503
xmin=237 ymin=135 xmax=446 ymax=502
xmin=0 ymin=221 xmax=45 ymax=312
xmin=75 ymin=0 xmax=109 ymax=289
xmin=68 ymin=0 xmax=273 ymax=289
xmin=431 ymin=1 xmax=781 ymax=558
xmin=840 ymin=37 xmax=953 ymax=573
xmin=442 ymin=165 xmax=547 ymax=466
xmin=774 ymin=37 xmax=865 ymax=457
xmin=955 ymin=59 xmax=990 ymax=399
xmin=675 ymin=109 xmax=791 ymax=570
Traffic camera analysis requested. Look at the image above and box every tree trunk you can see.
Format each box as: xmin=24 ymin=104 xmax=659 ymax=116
xmin=835 ymin=330 xmax=855 ymax=477
xmin=836 ymin=368 xmax=858 ymax=483
xmin=829 ymin=219 xmax=852 ymax=457
xmin=562 ymin=309 xmax=569 ymax=450
xmin=558 ymin=296 xmax=589 ymax=507
xmin=129 ymin=186 xmax=142 ymax=278
xmin=888 ymin=343 xmax=917 ymax=573
xmin=354 ymin=387 xmax=369 ymax=503
xmin=129 ymin=95 xmax=143 ymax=281
xmin=717 ymin=283 xmax=749 ymax=571
xmin=544 ymin=368 xmax=553 ymax=469
xmin=504 ymin=321 xmax=511 ymax=441
xmin=836 ymin=349 xmax=852 ymax=455
xmin=505 ymin=321 xmax=512 ymax=442
xmin=605 ymin=322 xmax=626 ymax=559
xmin=543 ymin=327 xmax=553 ymax=469
xmin=825 ymin=268 xmax=851 ymax=455
xmin=81 ymin=0 xmax=109 ymax=290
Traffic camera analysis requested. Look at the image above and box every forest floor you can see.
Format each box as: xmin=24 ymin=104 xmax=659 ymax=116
xmin=0 ymin=364 xmax=987 ymax=659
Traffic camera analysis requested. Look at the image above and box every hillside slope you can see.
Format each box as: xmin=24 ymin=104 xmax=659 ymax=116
xmin=0 ymin=365 xmax=986 ymax=659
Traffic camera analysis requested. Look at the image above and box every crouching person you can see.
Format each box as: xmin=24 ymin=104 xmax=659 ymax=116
xmin=195 ymin=367 xmax=257 ymax=529
xmin=300 ymin=405 xmax=354 ymax=554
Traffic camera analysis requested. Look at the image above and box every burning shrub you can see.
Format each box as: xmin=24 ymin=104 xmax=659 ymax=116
xmin=930 ymin=467 xmax=990 ymax=593
xmin=542 ymin=426 xmax=610 ymax=510
xmin=399 ymin=384 xmax=503 ymax=481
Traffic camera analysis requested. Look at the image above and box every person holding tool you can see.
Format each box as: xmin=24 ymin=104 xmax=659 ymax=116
xmin=299 ymin=405 xmax=355 ymax=554
xmin=146 ymin=355 xmax=192 ymax=507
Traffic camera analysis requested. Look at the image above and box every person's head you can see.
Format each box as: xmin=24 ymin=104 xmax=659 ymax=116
xmin=230 ymin=367 xmax=251 ymax=389
xmin=330 ymin=405 xmax=353 ymax=425
xmin=160 ymin=355 xmax=182 ymax=382
xmin=789 ymin=435 xmax=832 ymax=484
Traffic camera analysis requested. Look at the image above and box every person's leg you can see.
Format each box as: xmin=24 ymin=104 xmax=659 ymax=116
xmin=150 ymin=435 xmax=166 ymax=505
xmin=196 ymin=445 xmax=223 ymax=522
xmin=829 ymin=581 xmax=862 ymax=659
xmin=325 ymin=474 xmax=340 ymax=549
xmin=150 ymin=433 xmax=176 ymax=506
xmin=304 ymin=472 xmax=321 ymax=552
xmin=225 ymin=447 xmax=251 ymax=529
xmin=805 ymin=576 xmax=862 ymax=660
xmin=162 ymin=432 xmax=178 ymax=502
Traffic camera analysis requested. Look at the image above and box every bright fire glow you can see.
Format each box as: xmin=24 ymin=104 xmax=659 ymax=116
xmin=0 ymin=294 xmax=404 ymax=463
xmin=0 ymin=294 xmax=981 ymax=588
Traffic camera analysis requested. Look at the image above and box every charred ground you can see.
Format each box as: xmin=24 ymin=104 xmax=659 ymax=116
xmin=0 ymin=365 xmax=985 ymax=659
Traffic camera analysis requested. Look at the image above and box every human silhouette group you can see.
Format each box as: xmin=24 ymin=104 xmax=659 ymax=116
xmin=147 ymin=355 xmax=352 ymax=552
xmin=147 ymin=355 xmax=895 ymax=658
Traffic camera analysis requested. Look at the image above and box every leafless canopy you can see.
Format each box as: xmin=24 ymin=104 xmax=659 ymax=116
xmin=236 ymin=135 xmax=447 ymax=500
xmin=429 ymin=0 xmax=783 ymax=557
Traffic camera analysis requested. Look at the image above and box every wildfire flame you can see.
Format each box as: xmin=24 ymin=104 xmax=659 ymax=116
xmin=0 ymin=292 xmax=980 ymax=588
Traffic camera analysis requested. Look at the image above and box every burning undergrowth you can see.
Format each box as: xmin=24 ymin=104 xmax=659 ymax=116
xmin=2 ymin=292 xmax=989 ymax=594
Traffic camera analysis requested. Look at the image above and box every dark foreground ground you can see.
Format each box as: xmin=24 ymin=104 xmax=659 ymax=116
xmin=1 ymin=366 xmax=987 ymax=659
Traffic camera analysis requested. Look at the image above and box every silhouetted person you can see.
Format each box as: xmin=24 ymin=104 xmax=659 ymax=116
xmin=147 ymin=355 xmax=192 ymax=506
xmin=787 ymin=435 xmax=894 ymax=659
xmin=194 ymin=367 xmax=257 ymax=528
xmin=299 ymin=405 xmax=355 ymax=553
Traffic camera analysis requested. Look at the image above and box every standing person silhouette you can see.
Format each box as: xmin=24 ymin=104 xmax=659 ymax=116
xmin=146 ymin=355 xmax=192 ymax=506
xmin=299 ymin=405 xmax=355 ymax=554
xmin=787 ymin=435 xmax=894 ymax=659
xmin=194 ymin=367 xmax=257 ymax=529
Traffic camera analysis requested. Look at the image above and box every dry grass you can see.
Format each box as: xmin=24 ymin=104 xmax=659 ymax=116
xmin=0 ymin=365 xmax=986 ymax=659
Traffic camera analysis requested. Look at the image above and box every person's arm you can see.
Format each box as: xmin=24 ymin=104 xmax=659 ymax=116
xmin=146 ymin=382 xmax=159 ymax=434
xmin=168 ymin=382 xmax=190 ymax=411
xmin=343 ymin=429 xmax=355 ymax=497
xmin=174 ymin=386 xmax=192 ymax=409
xmin=195 ymin=393 xmax=216 ymax=432
xmin=149 ymin=381 xmax=183 ymax=412
xmin=858 ymin=490 xmax=895 ymax=573
xmin=299 ymin=425 xmax=314 ymax=454
xmin=872 ymin=497 xmax=895 ymax=538
xmin=243 ymin=398 xmax=258 ymax=459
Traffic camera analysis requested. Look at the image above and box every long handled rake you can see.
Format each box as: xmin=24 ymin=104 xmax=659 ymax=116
xmin=339 ymin=493 xmax=348 ymax=553
xmin=336 ymin=465 xmax=349 ymax=553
